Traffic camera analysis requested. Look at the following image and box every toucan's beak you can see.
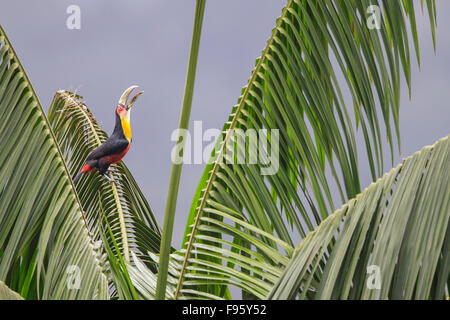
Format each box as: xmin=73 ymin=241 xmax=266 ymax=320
xmin=119 ymin=85 xmax=144 ymax=110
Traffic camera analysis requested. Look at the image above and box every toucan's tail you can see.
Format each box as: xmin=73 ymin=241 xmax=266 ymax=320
xmin=73 ymin=163 xmax=92 ymax=184
xmin=73 ymin=171 xmax=84 ymax=184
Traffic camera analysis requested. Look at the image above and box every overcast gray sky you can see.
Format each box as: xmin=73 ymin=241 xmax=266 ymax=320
xmin=0 ymin=0 xmax=448 ymax=249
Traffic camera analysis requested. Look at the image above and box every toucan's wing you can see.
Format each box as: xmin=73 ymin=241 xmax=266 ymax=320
xmin=86 ymin=138 xmax=129 ymax=161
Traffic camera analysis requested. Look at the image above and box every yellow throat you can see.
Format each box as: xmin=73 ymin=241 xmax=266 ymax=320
xmin=121 ymin=111 xmax=132 ymax=141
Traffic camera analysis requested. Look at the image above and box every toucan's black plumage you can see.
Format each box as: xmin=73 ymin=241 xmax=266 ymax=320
xmin=73 ymin=86 xmax=143 ymax=184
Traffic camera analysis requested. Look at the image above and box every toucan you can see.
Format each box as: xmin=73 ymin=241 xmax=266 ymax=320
xmin=73 ymin=85 xmax=144 ymax=184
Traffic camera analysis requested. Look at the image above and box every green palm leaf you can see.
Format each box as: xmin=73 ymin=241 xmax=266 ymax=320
xmin=0 ymin=281 xmax=23 ymax=300
xmin=0 ymin=25 xmax=109 ymax=299
xmin=176 ymin=0 xmax=437 ymax=298
xmin=268 ymin=135 xmax=449 ymax=299
xmin=134 ymin=135 xmax=448 ymax=300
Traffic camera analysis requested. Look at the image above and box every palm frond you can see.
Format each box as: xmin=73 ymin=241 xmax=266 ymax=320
xmin=137 ymin=135 xmax=448 ymax=300
xmin=129 ymin=251 xmax=229 ymax=300
xmin=128 ymin=252 xmax=176 ymax=300
xmin=0 ymin=25 xmax=109 ymax=299
xmin=0 ymin=281 xmax=23 ymax=300
xmin=176 ymin=0 xmax=437 ymax=298
xmin=268 ymin=135 xmax=449 ymax=299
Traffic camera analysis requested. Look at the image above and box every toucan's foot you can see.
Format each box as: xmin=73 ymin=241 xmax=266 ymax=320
xmin=103 ymin=174 xmax=116 ymax=184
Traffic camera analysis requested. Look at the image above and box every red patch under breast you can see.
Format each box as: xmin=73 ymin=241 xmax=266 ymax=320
xmin=102 ymin=143 xmax=131 ymax=165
